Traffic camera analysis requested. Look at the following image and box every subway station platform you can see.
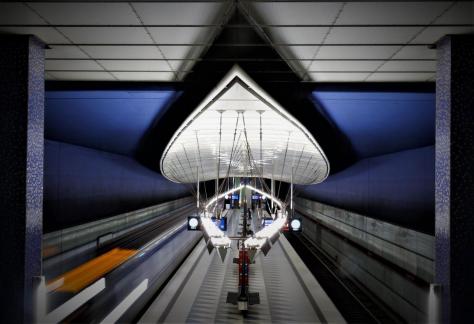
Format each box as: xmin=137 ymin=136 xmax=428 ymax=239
xmin=141 ymin=209 xmax=344 ymax=323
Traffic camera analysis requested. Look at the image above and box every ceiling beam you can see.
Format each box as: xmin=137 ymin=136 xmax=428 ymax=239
xmin=44 ymin=58 xmax=437 ymax=61
xmin=3 ymin=23 xmax=470 ymax=28
xmin=10 ymin=0 xmax=472 ymax=2
xmin=45 ymin=69 xmax=436 ymax=73
xmin=46 ymin=43 xmax=434 ymax=46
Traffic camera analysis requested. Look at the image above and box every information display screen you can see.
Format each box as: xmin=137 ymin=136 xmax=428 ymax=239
xmin=263 ymin=218 xmax=273 ymax=227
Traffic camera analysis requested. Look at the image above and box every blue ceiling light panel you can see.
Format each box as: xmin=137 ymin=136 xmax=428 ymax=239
xmin=312 ymin=91 xmax=435 ymax=159
xmin=45 ymin=90 xmax=178 ymax=156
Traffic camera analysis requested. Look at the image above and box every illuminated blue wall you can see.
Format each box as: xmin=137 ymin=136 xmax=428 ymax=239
xmin=45 ymin=90 xmax=177 ymax=156
xmin=44 ymin=87 xmax=436 ymax=234
xmin=43 ymin=90 xmax=189 ymax=232
xmin=311 ymin=91 xmax=435 ymax=159
xmin=44 ymin=140 xmax=189 ymax=232
xmin=298 ymin=145 xmax=434 ymax=233
xmin=298 ymin=90 xmax=435 ymax=234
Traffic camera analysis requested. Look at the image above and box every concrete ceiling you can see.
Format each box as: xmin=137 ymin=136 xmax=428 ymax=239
xmin=0 ymin=1 xmax=472 ymax=82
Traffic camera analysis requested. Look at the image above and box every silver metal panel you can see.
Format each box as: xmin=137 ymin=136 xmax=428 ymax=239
xmin=47 ymin=71 xmax=115 ymax=81
xmin=266 ymin=27 xmax=330 ymax=44
xmin=46 ymin=45 xmax=89 ymax=59
xmin=366 ymin=72 xmax=435 ymax=82
xmin=111 ymin=71 xmax=175 ymax=81
xmin=411 ymin=26 xmax=474 ymax=44
xmin=97 ymin=60 xmax=173 ymax=71
xmin=58 ymin=27 xmax=153 ymax=44
xmin=435 ymin=2 xmax=474 ymax=24
xmin=79 ymin=46 xmax=164 ymax=59
xmin=315 ymin=46 xmax=399 ymax=59
xmin=157 ymin=45 xmax=202 ymax=61
xmin=309 ymin=60 xmax=384 ymax=72
xmin=277 ymin=45 xmax=319 ymax=59
xmin=0 ymin=26 xmax=69 ymax=43
xmin=131 ymin=2 xmax=226 ymax=25
xmin=325 ymin=27 xmax=422 ymax=44
xmin=249 ymin=2 xmax=342 ymax=25
xmin=378 ymin=60 xmax=436 ymax=72
xmin=147 ymin=27 xmax=213 ymax=44
xmin=0 ymin=3 xmax=45 ymax=24
xmin=392 ymin=46 xmax=437 ymax=60
xmin=45 ymin=59 xmax=103 ymax=71
xmin=309 ymin=72 xmax=370 ymax=82
xmin=336 ymin=2 xmax=451 ymax=25
xmin=28 ymin=2 xmax=140 ymax=25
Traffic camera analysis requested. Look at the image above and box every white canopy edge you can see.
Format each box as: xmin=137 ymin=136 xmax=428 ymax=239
xmin=160 ymin=65 xmax=330 ymax=184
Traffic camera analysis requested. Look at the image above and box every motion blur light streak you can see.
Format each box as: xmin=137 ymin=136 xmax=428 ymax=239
xmin=48 ymin=248 xmax=137 ymax=293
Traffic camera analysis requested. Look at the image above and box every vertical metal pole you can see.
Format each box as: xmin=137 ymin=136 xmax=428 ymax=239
xmin=216 ymin=111 xmax=223 ymax=216
xmin=215 ymin=178 xmax=218 ymax=215
xmin=271 ymin=178 xmax=274 ymax=211
xmin=290 ymin=167 xmax=294 ymax=217
xmin=260 ymin=113 xmax=263 ymax=175
xmin=197 ymin=166 xmax=200 ymax=209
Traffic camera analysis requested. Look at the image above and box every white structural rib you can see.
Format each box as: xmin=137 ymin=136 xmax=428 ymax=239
xmin=160 ymin=65 xmax=329 ymax=185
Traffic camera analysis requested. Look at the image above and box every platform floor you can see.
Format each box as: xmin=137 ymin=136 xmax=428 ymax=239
xmin=140 ymin=209 xmax=344 ymax=323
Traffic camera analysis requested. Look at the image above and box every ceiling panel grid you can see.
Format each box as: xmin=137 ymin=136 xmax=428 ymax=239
xmin=0 ymin=1 xmax=229 ymax=81
xmin=0 ymin=1 xmax=472 ymax=82
xmin=247 ymin=1 xmax=472 ymax=82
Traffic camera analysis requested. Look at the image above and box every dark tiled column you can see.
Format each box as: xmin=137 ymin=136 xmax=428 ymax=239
xmin=436 ymin=35 xmax=474 ymax=323
xmin=0 ymin=35 xmax=44 ymax=323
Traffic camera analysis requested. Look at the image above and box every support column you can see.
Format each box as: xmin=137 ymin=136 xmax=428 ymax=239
xmin=435 ymin=35 xmax=474 ymax=323
xmin=0 ymin=35 xmax=45 ymax=323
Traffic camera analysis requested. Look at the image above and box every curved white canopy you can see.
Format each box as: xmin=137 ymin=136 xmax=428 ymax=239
xmin=160 ymin=66 xmax=329 ymax=185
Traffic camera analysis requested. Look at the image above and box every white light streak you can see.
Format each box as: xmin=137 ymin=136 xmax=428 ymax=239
xmin=42 ymin=278 xmax=105 ymax=323
xmin=100 ymin=279 xmax=148 ymax=324
xmin=244 ymin=216 xmax=287 ymax=249
xmin=205 ymin=184 xmax=244 ymax=209
xmin=245 ymin=184 xmax=282 ymax=209
xmin=200 ymin=184 xmax=287 ymax=252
